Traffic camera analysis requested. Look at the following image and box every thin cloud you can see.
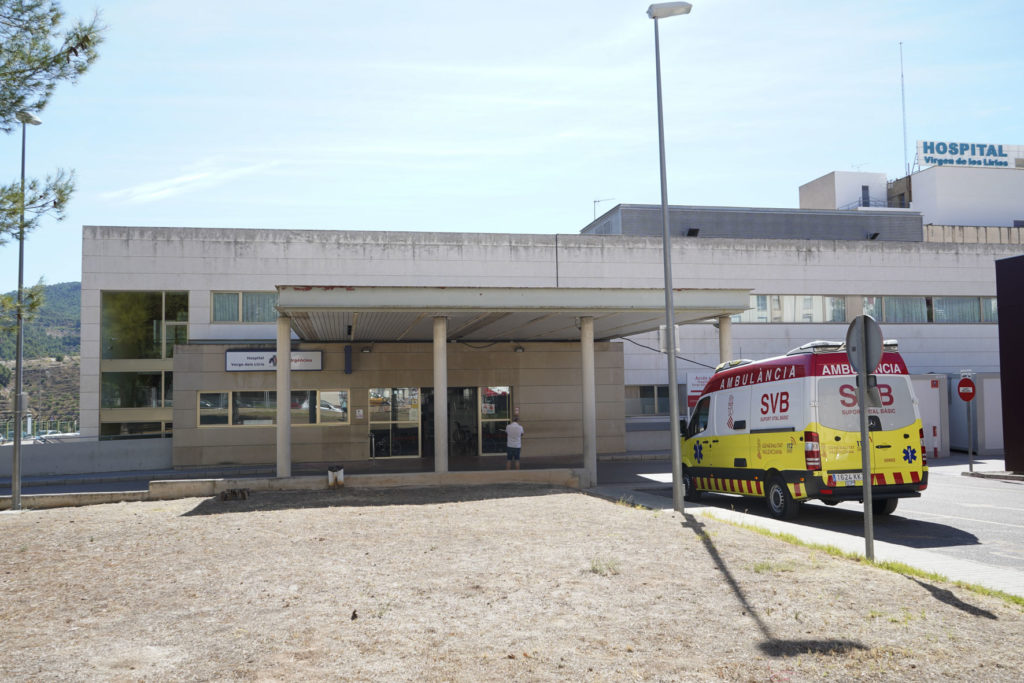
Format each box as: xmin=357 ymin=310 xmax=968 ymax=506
xmin=101 ymin=162 xmax=280 ymax=204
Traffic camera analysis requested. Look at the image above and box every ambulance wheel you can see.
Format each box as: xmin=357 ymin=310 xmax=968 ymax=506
xmin=872 ymin=498 xmax=898 ymax=516
xmin=682 ymin=467 xmax=702 ymax=502
xmin=766 ymin=476 xmax=798 ymax=520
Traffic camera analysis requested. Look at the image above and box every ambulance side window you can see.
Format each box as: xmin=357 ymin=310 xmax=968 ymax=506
xmin=687 ymin=397 xmax=711 ymax=438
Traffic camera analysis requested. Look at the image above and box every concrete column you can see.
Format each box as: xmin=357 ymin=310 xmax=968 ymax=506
xmin=580 ymin=316 xmax=597 ymax=487
xmin=433 ymin=316 xmax=449 ymax=473
xmin=276 ymin=314 xmax=292 ymax=478
xmin=717 ymin=314 xmax=732 ymax=365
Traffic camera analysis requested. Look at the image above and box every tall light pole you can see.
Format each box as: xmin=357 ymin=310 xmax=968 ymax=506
xmin=648 ymin=2 xmax=691 ymax=513
xmin=11 ymin=110 xmax=42 ymax=511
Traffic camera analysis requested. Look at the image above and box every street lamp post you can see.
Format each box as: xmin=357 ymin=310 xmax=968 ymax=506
xmin=11 ymin=110 xmax=42 ymax=511
xmin=647 ymin=2 xmax=691 ymax=513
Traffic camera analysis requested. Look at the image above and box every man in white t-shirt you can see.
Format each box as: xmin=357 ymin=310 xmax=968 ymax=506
xmin=503 ymin=416 xmax=524 ymax=470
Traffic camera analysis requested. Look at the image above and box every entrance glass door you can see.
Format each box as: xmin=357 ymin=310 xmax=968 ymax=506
xmin=420 ymin=386 xmax=513 ymax=459
xmin=421 ymin=387 xmax=478 ymax=458
xmin=448 ymin=387 xmax=478 ymax=457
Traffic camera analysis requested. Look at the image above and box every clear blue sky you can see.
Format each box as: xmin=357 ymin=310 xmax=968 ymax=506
xmin=2 ymin=0 xmax=1022 ymax=292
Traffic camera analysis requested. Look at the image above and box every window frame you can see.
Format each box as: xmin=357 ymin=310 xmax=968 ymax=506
xmin=198 ymin=389 xmax=351 ymax=427
xmin=211 ymin=291 xmax=278 ymax=323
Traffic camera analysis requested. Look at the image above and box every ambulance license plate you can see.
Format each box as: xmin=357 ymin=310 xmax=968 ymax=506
xmin=833 ymin=473 xmax=862 ymax=485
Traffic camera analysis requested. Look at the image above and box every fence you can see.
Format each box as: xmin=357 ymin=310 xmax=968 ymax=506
xmin=0 ymin=417 xmax=80 ymax=442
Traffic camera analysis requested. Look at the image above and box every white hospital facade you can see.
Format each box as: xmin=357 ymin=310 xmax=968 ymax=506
xmin=79 ymin=155 xmax=1024 ymax=475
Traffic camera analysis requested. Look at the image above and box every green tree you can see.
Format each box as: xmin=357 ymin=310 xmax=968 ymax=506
xmin=1 ymin=0 xmax=104 ymax=134
xmin=0 ymin=1 xmax=104 ymax=321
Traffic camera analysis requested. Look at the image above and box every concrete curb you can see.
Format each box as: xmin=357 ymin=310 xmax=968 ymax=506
xmin=961 ymin=470 xmax=1024 ymax=482
xmin=2 ymin=468 xmax=584 ymax=510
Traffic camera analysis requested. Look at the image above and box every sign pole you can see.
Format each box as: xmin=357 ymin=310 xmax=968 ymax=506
xmin=846 ymin=315 xmax=883 ymax=562
xmin=958 ymin=373 xmax=976 ymax=473
xmin=857 ymin=353 xmax=875 ymax=562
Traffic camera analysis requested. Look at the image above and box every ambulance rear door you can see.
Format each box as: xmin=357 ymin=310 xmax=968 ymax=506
xmin=815 ymin=375 xmax=921 ymax=478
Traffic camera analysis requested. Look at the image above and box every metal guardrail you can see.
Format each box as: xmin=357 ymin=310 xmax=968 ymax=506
xmin=837 ymin=198 xmax=906 ymax=211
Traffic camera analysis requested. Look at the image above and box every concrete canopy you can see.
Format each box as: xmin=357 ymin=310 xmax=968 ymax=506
xmin=275 ymin=285 xmax=751 ymax=343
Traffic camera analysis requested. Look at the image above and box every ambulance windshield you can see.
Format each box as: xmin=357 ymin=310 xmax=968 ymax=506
xmin=816 ymin=376 xmax=917 ymax=432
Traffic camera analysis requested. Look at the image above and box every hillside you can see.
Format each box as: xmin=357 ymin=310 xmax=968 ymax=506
xmin=0 ymin=283 xmax=82 ymax=433
xmin=0 ymin=356 xmax=80 ymax=434
xmin=0 ymin=281 xmax=81 ymax=362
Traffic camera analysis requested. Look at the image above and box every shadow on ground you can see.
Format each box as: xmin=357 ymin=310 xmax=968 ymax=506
xmin=906 ymin=576 xmax=998 ymax=619
xmin=681 ymin=514 xmax=868 ymax=658
xmin=647 ymin=488 xmax=980 ymax=550
xmin=182 ymin=483 xmax=578 ymax=516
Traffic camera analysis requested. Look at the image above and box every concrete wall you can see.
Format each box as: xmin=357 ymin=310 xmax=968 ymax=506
xmin=619 ymin=235 xmax=1009 ymax=379
xmin=587 ymin=205 xmax=922 ymax=242
xmin=0 ymin=438 xmax=172 ymax=477
xmin=912 ymin=166 xmax=1024 ymax=228
xmin=924 ymin=224 xmax=1024 ymax=244
xmin=81 ymin=226 xmax=1018 ymax=450
xmin=81 ymin=227 xmax=653 ymax=439
xmin=799 ymin=171 xmax=888 ymax=210
xmin=171 ymin=340 xmax=625 ymax=467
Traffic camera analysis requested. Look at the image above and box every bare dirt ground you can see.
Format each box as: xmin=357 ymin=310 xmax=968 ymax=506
xmin=1 ymin=484 xmax=1021 ymax=682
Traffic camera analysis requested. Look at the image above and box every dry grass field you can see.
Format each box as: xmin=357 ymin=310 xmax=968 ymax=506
xmin=1 ymin=484 xmax=1021 ymax=681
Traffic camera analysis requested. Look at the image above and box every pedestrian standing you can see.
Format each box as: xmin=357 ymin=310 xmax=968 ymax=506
xmin=504 ymin=416 xmax=524 ymax=470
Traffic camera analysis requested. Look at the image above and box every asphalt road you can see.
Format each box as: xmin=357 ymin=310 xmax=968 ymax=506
xmin=598 ymin=454 xmax=1024 ymax=573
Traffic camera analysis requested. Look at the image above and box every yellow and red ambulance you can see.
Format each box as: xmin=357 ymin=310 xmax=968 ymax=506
xmin=681 ymin=341 xmax=928 ymax=520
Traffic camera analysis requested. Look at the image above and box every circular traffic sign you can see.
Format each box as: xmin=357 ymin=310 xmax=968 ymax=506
xmin=845 ymin=315 xmax=883 ymax=374
xmin=957 ymin=377 xmax=976 ymax=402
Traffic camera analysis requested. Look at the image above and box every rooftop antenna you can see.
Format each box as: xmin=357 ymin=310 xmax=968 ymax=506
xmin=900 ymin=42 xmax=910 ymax=177
xmin=593 ymin=198 xmax=614 ymax=220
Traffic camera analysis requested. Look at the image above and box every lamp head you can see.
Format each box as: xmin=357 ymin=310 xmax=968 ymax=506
xmin=15 ymin=111 xmax=42 ymax=126
xmin=647 ymin=2 xmax=692 ymax=19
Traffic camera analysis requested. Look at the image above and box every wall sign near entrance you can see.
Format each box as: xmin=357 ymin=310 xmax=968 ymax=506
xmin=225 ymin=350 xmax=323 ymax=372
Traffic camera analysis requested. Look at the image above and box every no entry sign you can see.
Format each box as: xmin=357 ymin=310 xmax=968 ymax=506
xmin=957 ymin=377 xmax=976 ymax=402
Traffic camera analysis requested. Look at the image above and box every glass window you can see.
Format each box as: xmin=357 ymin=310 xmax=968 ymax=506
xmin=480 ymin=387 xmax=510 ymax=420
xmin=99 ymin=422 xmax=167 ymax=440
xmin=882 ymin=296 xmax=927 ymax=323
xmin=824 ymin=296 xmax=846 ymax=323
xmin=212 ymin=291 xmax=277 ymax=322
xmin=624 ymin=386 xmax=685 ymax=416
xmin=165 ymin=292 xmax=188 ymax=321
xmin=233 ymin=391 xmax=276 ymax=425
xmin=101 ymin=291 xmax=187 ymax=359
xmin=982 ymin=297 xmax=998 ymax=323
xmin=167 ymin=323 xmax=188 ymax=358
xmin=932 ymin=297 xmax=980 ymax=323
xmin=101 ymin=291 xmax=163 ymax=359
xmin=212 ymin=293 xmax=239 ymax=322
xmin=290 ymin=390 xmax=316 ymax=425
xmin=480 ymin=387 xmax=512 ymax=455
xmin=101 ymin=372 xmax=164 ymax=408
xmin=686 ymin=397 xmax=710 ymax=438
xmin=480 ymin=421 xmax=506 ymax=455
xmin=863 ymin=296 xmax=881 ymax=319
xmin=640 ymin=386 xmax=658 ymax=414
xmin=732 ymin=295 xmax=846 ymax=323
xmin=368 ymin=388 xmax=420 ymax=457
xmin=242 ymin=293 xmax=277 ymax=322
xmin=320 ymin=390 xmax=350 ymax=424
xmin=200 ymin=390 xmax=349 ymax=427
xmin=199 ymin=392 xmax=230 ymax=426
